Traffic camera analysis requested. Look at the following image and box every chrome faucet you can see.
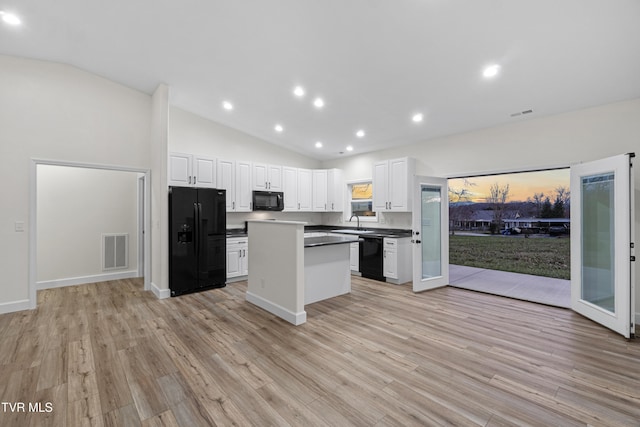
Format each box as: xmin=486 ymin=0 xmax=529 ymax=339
xmin=349 ymin=214 xmax=361 ymax=230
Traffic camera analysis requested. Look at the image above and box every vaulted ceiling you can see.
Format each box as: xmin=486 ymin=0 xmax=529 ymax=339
xmin=1 ymin=0 xmax=639 ymax=159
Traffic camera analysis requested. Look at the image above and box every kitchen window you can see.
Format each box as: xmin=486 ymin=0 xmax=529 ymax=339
xmin=347 ymin=181 xmax=377 ymax=222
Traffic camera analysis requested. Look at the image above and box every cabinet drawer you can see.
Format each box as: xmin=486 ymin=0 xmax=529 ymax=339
xmin=384 ymin=238 xmax=398 ymax=248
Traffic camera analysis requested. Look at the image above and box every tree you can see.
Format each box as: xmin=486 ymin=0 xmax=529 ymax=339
xmin=555 ymin=186 xmax=570 ymax=218
xmin=448 ymin=179 xmax=476 ymax=235
xmin=540 ymin=197 xmax=553 ymax=218
xmin=485 ymin=183 xmax=510 ymax=234
xmin=527 ymin=192 xmax=545 ymax=217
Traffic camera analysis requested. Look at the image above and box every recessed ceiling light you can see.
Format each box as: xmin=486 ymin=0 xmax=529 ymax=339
xmin=222 ymin=101 xmax=233 ymax=111
xmin=355 ymin=130 xmax=365 ymax=138
xmin=274 ymin=124 xmax=284 ymax=133
xmin=315 ymin=141 xmax=323 ymax=148
xmin=346 ymin=145 xmax=354 ymax=152
xmin=313 ymin=98 xmax=324 ymax=109
xmin=412 ymin=113 xmax=424 ymax=123
xmin=293 ymin=86 xmax=305 ymax=97
xmin=0 ymin=11 xmax=21 ymax=26
xmin=483 ymin=64 xmax=501 ymax=78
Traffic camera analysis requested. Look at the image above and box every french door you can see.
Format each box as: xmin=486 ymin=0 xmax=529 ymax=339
xmin=570 ymin=153 xmax=635 ymax=338
xmin=412 ymin=176 xmax=449 ymax=292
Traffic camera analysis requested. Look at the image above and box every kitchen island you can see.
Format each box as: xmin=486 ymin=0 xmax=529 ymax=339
xmin=304 ymin=235 xmax=360 ymax=304
xmin=245 ymin=220 xmax=357 ymax=325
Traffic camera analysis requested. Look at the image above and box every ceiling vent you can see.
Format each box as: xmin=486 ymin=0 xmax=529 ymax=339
xmin=510 ymin=109 xmax=534 ymax=118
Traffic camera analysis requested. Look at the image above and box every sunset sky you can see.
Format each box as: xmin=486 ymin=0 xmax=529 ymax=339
xmin=448 ymin=168 xmax=570 ymax=203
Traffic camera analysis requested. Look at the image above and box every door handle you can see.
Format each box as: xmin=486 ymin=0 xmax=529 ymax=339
xmin=194 ymin=176 xmax=197 ymax=184
xmin=193 ymin=202 xmax=199 ymax=254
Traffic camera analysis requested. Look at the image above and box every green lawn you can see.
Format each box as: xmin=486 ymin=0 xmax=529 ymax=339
xmin=449 ymin=235 xmax=570 ymax=280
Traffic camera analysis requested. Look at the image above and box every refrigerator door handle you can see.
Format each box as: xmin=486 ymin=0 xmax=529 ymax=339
xmin=193 ymin=203 xmax=199 ymax=255
xmin=197 ymin=203 xmax=203 ymax=256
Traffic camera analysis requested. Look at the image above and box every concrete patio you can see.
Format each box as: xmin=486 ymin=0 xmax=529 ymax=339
xmin=449 ymin=264 xmax=570 ymax=308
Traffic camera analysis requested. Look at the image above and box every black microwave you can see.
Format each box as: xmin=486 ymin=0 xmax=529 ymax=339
xmin=252 ymin=191 xmax=284 ymax=211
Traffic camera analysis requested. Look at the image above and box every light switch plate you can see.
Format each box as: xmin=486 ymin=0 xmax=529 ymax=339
xmin=15 ymin=221 xmax=25 ymax=232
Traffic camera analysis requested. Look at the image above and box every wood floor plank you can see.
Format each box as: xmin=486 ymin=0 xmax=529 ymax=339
xmin=1 ymin=277 xmax=639 ymax=426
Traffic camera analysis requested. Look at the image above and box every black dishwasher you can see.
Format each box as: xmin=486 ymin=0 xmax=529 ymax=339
xmin=359 ymin=236 xmax=385 ymax=282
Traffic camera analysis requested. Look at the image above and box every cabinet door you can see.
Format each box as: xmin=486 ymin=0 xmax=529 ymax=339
xmin=217 ymin=159 xmax=235 ymax=211
xmin=384 ymin=248 xmax=398 ymax=279
xmin=327 ymin=169 xmax=344 ymax=211
xmin=235 ymin=161 xmax=253 ymax=212
xmin=240 ymin=245 xmax=249 ymax=275
xmin=169 ymin=153 xmax=192 ymax=187
xmin=297 ymin=169 xmax=313 ymax=211
xmin=388 ymin=158 xmax=409 ymax=211
xmin=227 ymin=246 xmax=242 ymax=278
xmin=194 ymin=156 xmax=216 ymax=188
xmin=350 ymin=242 xmax=359 ymax=272
xmin=282 ymin=167 xmax=298 ymax=211
xmin=372 ymin=160 xmax=389 ymax=211
xmin=312 ymin=169 xmax=328 ymax=211
xmin=252 ymin=163 xmax=268 ymax=190
xmin=267 ymin=164 xmax=283 ymax=191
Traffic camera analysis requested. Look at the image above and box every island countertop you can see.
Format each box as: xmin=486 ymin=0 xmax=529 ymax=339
xmin=304 ymin=235 xmax=361 ymax=248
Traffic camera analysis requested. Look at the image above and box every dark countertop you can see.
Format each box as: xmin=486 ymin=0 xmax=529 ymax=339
xmin=227 ymin=225 xmax=412 ymax=239
xmin=226 ymin=228 xmax=248 ymax=237
xmin=304 ymin=235 xmax=361 ymax=248
xmin=305 ymin=225 xmax=412 ymax=238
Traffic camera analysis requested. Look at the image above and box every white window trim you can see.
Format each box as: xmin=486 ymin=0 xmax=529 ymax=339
xmin=344 ymin=179 xmax=378 ymax=223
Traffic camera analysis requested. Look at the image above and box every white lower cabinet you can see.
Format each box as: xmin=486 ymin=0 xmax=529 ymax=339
xmin=350 ymin=242 xmax=360 ymax=274
xmin=227 ymin=237 xmax=248 ymax=281
xmin=383 ymin=237 xmax=412 ymax=284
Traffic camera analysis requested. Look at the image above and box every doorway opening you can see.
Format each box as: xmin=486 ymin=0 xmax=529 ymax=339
xmin=447 ymin=168 xmax=571 ymax=307
xmin=28 ymin=159 xmax=150 ymax=309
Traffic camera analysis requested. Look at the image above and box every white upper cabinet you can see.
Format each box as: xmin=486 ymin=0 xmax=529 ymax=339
xmin=297 ymin=168 xmax=313 ymax=211
xmin=235 ymin=161 xmax=252 ymax=211
xmin=169 ymin=152 xmax=192 ymax=187
xmin=252 ymin=163 xmax=283 ymax=191
xmin=372 ymin=157 xmax=415 ymax=212
xmin=217 ymin=159 xmax=252 ymax=212
xmin=312 ymin=169 xmax=328 ymax=211
xmin=327 ymin=168 xmax=344 ymax=212
xmin=169 ymin=152 xmax=216 ymax=188
xmin=282 ymin=166 xmax=298 ymax=211
xmin=217 ymin=159 xmax=235 ymax=211
xmin=194 ymin=156 xmax=216 ymax=188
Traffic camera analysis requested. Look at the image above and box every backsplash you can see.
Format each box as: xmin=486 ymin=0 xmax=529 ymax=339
xmin=226 ymin=211 xmax=323 ymax=229
xmin=320 ymin=212 xmax=412 ymax=230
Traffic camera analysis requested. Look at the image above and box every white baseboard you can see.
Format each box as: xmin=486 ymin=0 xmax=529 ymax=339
xmin=37 ymin=270 xmax=139 ymax=290
xmin=226 ymin=275 xmax=248 ymax=284
xmin=0 ymin=299 xmax=31 ymax=315
xmin=246 ymin=291 xmax=306 ymax=325
xmin=151 ymin=282 xmax=171 ymax=299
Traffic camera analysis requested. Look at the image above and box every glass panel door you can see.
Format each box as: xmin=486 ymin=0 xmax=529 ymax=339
xmin=570 ymin=154 xmax=634 ymax=338
xmin=581 ymin=173 xmax=615 ymax=312
xmin=413 ymin=176 xmax=449 ymax=292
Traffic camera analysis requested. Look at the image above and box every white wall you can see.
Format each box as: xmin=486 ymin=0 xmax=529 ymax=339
xmin=322 ymin=97 xmax=640 ymax=323
xmin=37 ymin=165 xmax=139 ymax=284
xmin=169 ymin=107 xmax=325 ymax=228
xmin=150 ymin=84 xmax=170 ymax=297
xmin=0 ymin=55 xmax=151 ymax=310
xmin=169 ymin=107 xmax=321 ymax=168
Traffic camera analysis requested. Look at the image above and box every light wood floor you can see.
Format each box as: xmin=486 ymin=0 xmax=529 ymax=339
xmin=1 ymin=277 xmax=639 ymax=426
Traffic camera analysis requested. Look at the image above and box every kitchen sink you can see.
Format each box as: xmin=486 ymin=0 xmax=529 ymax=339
xmin=331 ymin=229 xmax=374 ymax=234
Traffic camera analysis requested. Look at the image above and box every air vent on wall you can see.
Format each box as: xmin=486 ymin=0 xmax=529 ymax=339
xmin=510 ymin=109 xmax=534 ymax=117
xmin=103 ymin=233 xmax=128 ymax=271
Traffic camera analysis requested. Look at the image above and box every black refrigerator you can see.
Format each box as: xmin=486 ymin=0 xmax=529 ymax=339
xmin=169 ymin=186 xmax=226 ymax=296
